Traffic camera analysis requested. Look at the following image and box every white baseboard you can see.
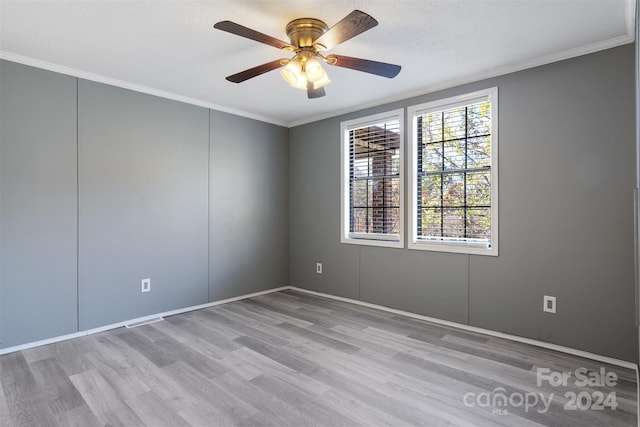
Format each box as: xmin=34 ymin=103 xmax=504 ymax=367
xmin=2 ymin=283 xmax=638 ymax=425
xmin=2 ymin=283 xmax=638 ymax=374
xmin=2 ymin=283 xmax=637 ymax=425
xmin=287 ymin=286 xmax=639 ymax=372
xmin=289 ymin=286 xmax=639 ymax=426
xmin=0 ymin=286 xmax=289 ymax=356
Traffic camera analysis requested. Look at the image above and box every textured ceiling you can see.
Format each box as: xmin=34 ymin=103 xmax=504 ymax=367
xmin=0 ymin=0 xmax=635 ymax=127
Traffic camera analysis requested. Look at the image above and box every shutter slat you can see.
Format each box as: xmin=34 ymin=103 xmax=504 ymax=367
xmin=416 ymin=100 xmax=492 ymax=243
xmin=348 ymin=118 xmax=401 ymax=237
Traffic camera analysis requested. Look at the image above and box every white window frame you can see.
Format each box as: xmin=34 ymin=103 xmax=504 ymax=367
xmin=407 ymin=88 xmax=498 ymax=256
xmin=340 ymin=109 xmax=404 ymax=248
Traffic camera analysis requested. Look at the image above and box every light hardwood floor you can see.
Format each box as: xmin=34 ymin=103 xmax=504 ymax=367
xmin=0 ymin=289 xmax=637 ymax=426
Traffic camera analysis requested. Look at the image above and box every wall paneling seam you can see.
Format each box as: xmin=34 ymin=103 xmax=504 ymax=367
xmin=467 ymin=254 xmax=470 ymax=325
xmin=76 ymin=77 xmax=80 ymax=332
xmin=357 ymin=247 xmax=361 ymax=299
xmin=207 ymin=109 xmax=211 ymax=303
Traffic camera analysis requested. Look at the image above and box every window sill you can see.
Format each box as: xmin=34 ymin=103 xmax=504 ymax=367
xmin=341 ymin=236 xmax=404 ymax=249
xmin=408 ymin=240 xmax=498 ymax=256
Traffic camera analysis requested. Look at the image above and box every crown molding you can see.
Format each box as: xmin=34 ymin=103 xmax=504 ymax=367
xmin=1 ymin=30 xmax=634 ymax=130
xmin=0 ymin=51 xmax=288 ymax=128
xmin=287 ymin=33 xmax=635 ymax=128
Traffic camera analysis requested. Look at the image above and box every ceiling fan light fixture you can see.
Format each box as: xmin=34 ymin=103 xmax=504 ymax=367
xmin=290 ymin=74 xmax=309 ymax=90
xmin=280 ymin=51 xmax=330 ymax=91
xmin=304 ymin=56 xmax=324 ymax=82
xmin=280 ymin=57 xmax=302 ymax=85
xmin=215 ymin=10 xmax=401 ymax=98
xmin=311 ymin=69 xmax=331 ymax=89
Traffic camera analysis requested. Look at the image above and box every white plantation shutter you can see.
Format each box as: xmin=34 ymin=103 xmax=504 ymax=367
xmin=341 ymin=110 xmax=404 ymax=247
xmin=408 ymin=88 xmax=498 ymax=255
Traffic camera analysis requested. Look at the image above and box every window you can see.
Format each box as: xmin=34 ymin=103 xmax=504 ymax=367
xmin=408 ymin=88 xmax=498 ymax=255
xmin=341 ymin=109 xmax=404 ymax=247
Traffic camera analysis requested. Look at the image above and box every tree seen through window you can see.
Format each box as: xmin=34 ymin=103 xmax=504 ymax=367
xmin=417 ymin=101 xmax=491 ymax=242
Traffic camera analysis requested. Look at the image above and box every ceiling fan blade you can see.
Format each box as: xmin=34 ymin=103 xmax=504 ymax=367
xmin=225 ymin=59 xmax=285 ymax=83
xmin=214 ymin=21 xmax=294 ymax=50
xmin=307 ymin=82 xmax=326 ymax=99
xmin=314 ymin=10 xmax=378 ymax=51
xmin=327 ymin=54 xmax=401 ymax=78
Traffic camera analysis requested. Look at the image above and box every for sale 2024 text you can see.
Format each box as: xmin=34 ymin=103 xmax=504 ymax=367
xmin=537 ymin=367 xmax=618 ymax=411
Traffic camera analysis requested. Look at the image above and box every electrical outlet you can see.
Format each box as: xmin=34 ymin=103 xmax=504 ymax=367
xmin=141 ymin=278 xmax=151 ymax=293
xmin=316 ymin=263 xmax=322 ymax=274
xmin=543 ymin=295 xmax=556 ymax=313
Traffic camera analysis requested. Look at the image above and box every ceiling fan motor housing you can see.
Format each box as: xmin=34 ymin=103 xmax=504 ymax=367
xmin=285 ymin=18 xmax=329 ymax=49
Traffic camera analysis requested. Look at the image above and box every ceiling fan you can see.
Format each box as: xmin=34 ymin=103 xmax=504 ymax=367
xmin=213 ymin=10 xmax=401 ymax=99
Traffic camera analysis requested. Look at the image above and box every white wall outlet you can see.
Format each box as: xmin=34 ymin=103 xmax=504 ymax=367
xmin=316 ymin=263 xmax=323 ymax=274
xmin=141 ymin=278 xmax=151 ymax=293
xmin=543 ymin=295 xmax=556 ymax=313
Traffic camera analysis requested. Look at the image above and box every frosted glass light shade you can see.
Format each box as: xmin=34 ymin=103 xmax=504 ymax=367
xmin=305 ymin=57 xmax=324 ymax=82
xmin=280 ymin=53 xmax=331 ymax=91
xmin=280 ymin=57 xmax=302 ymax=85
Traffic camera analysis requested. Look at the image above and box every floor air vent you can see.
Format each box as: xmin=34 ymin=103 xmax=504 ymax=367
xmin=124 ymin=317 xmax=164 ymax=328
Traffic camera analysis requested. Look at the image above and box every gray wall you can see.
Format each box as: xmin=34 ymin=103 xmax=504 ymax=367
xmin=209 ymin=111 xmax=289 ymax=300
xmin=0 ymin=45 xmax=636 ymax=363
xmin=0 ymin=61 xmax=78 ymax=346
xmin=636 ymin=4 xmax=640 ymax=366
xmin=78 ymin=80 xmax=209 ymax=329
xmin=289 ymin=44 xmax=638 ymax=362
xmin=0 ymin=60 xmax=289 ymax=348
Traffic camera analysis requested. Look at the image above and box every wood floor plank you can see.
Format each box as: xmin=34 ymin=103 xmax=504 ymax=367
xmin=68 ymin=368 xmax=145 ymax=426
xmin=117 ymin=342 xmax=212 ymax=419
xmin=312 ymin=367 xmax=453 ymax=426
xmin=237 ymin=299 xmax=315 ymax=328
xmin=29 ymin=357 xmax=87 ymax=415
xmin=0 ymin=352 xmax=58 ymax=427
xmin=0 ymin=376 xmax=10 ymax=427
xmin=245 ymin=297 xmax=339 ymax=329
xmin=162 ymin=360 xmax=257 ymax=426
xmin=126 ymin=390 xmax=191 ymax=427
xmin=82 ymin=350 xmax=151 ymax=400
xmin=160 ymin=314 xmax=242 ymax=354
xmin=210 ymin=371 xmax=315 ymax=426
xmin=54 ymin=404 xmax=102 ymax=427
xmin=319 ymin=387 xmax=414 ymax=427
xmin=376 ymin=380 xmax=537 ymax=427
xmin=21 ymin=345 xmax=53 ymax=365
xmin=362 ymin=325 xmax=471 ymax=362
xmin=133 ymin=323 xmax=230 ymax=379
xmin=114 ymin=329 xmax=177 ymax=368
xmin=228 ymin=346 xmax=301 ymax=379
xmin=234 ymin=334 xmax=322 ymax=376
xmin=408 ymin=331 xmax=534 ymax=370
xmin=46 ymin=337 xmax=96 ymax=377
xmin=0 ymin=289 xmax=637 ymax=426
xmin=276 ymin=321 xmax=361 ymax=354
xmin=206 ymin=308 xmax=291 ymax=347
